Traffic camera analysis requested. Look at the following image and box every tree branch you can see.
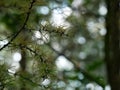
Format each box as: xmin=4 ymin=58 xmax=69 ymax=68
xmin=47 ymin=44 xmax=106 ymax=88
xmin=10 ymin=43 xmax=45 ymax=62
xmin=15 ymin=73 xmax=42 ymax=87
xmin=0 ymin=0 xmax=36 ymax=51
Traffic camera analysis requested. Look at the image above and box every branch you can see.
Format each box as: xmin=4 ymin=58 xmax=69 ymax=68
xmin=23 ymin=45 xmax=45 ymax=62
xmin=10 ymin=43 xmax=45 ymax=62
xmin=47 ymin=44 xmax=106 ymax=88
xmin=15 ymin=73 xmax=42 ymax=87
xmin=0 ymin=0 xmax=36 ymax=51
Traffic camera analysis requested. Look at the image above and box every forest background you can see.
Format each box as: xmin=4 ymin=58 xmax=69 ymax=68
xmin=0 ymin=0 xmax=119 ymax=90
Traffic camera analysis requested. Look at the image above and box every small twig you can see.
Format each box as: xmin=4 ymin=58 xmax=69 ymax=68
xmin=0 ymin=0 xmax=36 ymax=51
xmin=11 ymin=43 xmax=45 ymax=62
xmin=15 ymin=73 xmax=42 ymax=87
xmin=47 ymin=44 xmax=106 ymax=88
xmin=24 ymin=46 xmax=45 ymax=62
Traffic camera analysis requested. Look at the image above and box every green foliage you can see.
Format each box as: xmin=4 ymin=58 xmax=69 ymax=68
xmin=69 ymin=0 xmax=74 ymax=3
xmin=0 ymin=0 xmax=112 ymax=89
xmin=0 ymin=13 xmax=25 ymax=32
xmin=0 ymin=64 xmax=15 ymax=89
xmin=86 ymin=59 xmax=104 ymax=71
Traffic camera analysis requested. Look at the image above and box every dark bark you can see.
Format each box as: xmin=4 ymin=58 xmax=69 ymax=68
xmin=105 ymin=0 xmax=120 ymax=90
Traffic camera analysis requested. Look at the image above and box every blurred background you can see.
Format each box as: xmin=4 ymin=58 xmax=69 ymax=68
xmin=0 ymin=0 xmax=117 ymax=90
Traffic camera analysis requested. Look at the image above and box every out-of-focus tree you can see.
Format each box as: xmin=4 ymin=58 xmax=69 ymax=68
xmin=0 ymin=0 xmax=119 ymax=90
xmin=105 ymin=0 xmax=120 ymax=90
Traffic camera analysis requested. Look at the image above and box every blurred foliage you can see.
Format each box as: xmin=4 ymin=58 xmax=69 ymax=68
xmin=0 ymin=0 xmax=108 ymax=90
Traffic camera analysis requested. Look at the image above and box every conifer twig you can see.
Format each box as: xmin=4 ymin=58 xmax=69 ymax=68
xmin=0 ymin=0 xmax=36 ymax=51
xmin=47 ymin=44 xmax=106 ymax=88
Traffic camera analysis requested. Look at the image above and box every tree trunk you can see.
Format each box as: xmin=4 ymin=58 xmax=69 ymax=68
xmin=105 ymin=0 xmax=120 ymax=90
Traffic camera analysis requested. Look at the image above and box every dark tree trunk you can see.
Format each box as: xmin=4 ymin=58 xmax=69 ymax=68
xmin=105 ymin=0 xmax=120 ymax=90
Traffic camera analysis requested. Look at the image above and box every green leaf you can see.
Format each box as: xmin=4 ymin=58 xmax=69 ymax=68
xmin=69 ymin=0 xmax=74 ymax=4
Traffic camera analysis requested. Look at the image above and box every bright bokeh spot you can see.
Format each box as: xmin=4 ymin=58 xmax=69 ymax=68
xmin=11 ymin=62 xmax=20 ymax=69
xmin=87 ymin=21 xmax=97 ymax=33
xmin=8 ymin=62 xmax=20 ymax=74
xmin=0 ymin=39 xmax=8 ymax=48
xmin=72 ymin=0 xmax=83 ymax=8
xmin=50 ymin=7 xmax=71 ymax=28
xmin=79 ymin=52 xmax=87 ymax=59
xmin=51 ymin=42 xmax=62 ymax=52
xmin=86 ymin=83 xmax=94 ymax=90
xmin=105 ymin=85 xmax=111 ymax=90
xmin=62 ymin=7 xmax=72 ymax=17
xmin=8 ymin=69 xmax=16 ymax=74
xmin=99 ymin=28 xmax=106 ymax=36
xmin=78 ymin=73 xmax=84 ymax=80
xmin=99 ymin=5 xmax=107 ymax=15
xmin=66 ymin=86 xmax=74 ymax=90
xmin=77 ymin=36 xmax=86 ymax=44
xmin=42 ymin=79 xmax=51 ymax=86
xmin=13 ymin=52 xmax=21 ymax=62
xmin=37 ymin=6 xmax=49 ymax=15
xmin=56 ymin=56 xmax=74 ymax=71
xmin=95 ymin=85 xmax=103 ymax=90
xmin=33 ymin=31 xmax=50 ymax=44
xmin=34 ymin=31 xmax=41 ymax=38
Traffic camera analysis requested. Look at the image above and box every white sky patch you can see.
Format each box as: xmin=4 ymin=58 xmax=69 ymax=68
xmin=77 ymin=36 xmax=86 ymax=44
xmin=99 ymin=28 xmax=106 ymax=36
xmin=8 ymin=69 xmax=16 ymax=74
xmin=51 ymin=11 xmax=64 ymax=25
xmin=33 ymin=31 xmax=50 ymax=44
xmin=11 ymin=62 xmax=20 ymax=70
xmin=37 ymin=6 xmax=49 ymax=15
xmin=50 ymin=7 xmax=72 ymax=28
xmin=87 ymin=20 xmax=105 ymax=35
xmin=105 ymin=85 xmax=111 ymax=90
xmin=51 ymin=42 xmax=62 ymax=52
xmin=8 ymin=62 xmax=20 ymax=74
xmin=86 ymin=83 xmax=110 ymax=90
xmin=99 ymin=5 xmax=107 ymax=15
xmin=0 ymin=39 xmax=8 ymax=48
xmin=62 ymin=7 xmax=72 ymax=17
xmin=95 ymin=85 xmax=103 ymax=90
xmin=13 ymin=52 xmax=21 ymax=62
xmin=34 ymin=31 xmax=41 ymax=39
xmin=55 ymin=56 xmax=74 ymax=71
xmin=42 ymin=79 xmax=51 ymax=86
xmin=86 ymin=83 xmax=94 ymax=90
xmin=40 ymin=20 xmax=48 ymax=26
xmin=72 ymin=0 xmax=83 ymax=8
